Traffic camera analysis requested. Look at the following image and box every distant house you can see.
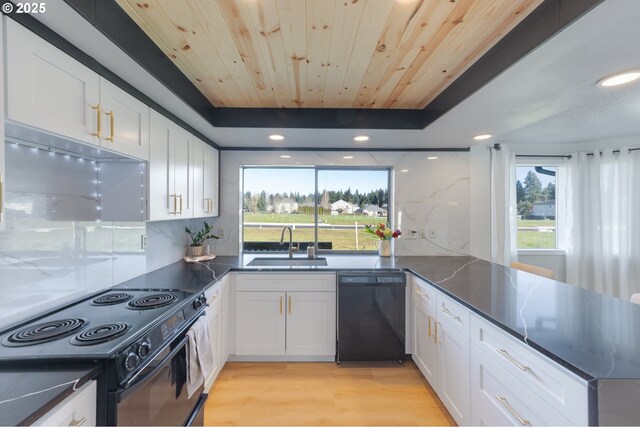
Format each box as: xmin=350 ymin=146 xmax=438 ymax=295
xmin=362 ymin=205 xmax=387 ymax=217
xmin=531 ymin=201 xmax=555 ymax=218
xmin=330 ymin=199 xmax=354 ymax=215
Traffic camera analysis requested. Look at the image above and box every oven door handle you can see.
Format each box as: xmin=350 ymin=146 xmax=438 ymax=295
xmin=118 ymin=335 xmax=189 ymax=401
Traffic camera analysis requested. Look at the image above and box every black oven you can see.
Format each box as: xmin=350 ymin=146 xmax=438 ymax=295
xmin=108 ymin=318 xmax=207 ymax=426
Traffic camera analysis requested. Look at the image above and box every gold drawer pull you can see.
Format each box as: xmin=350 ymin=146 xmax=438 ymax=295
xmin=495 ymin=395 xmax=532 ymax=426
xmin=427 ymin=315 xmax=434 ymax=338
xmin=441 ymin=303 xmax=461 ymax=321
xmin=415 ymin=288 xmax=430 ymax=300
xmin=288 ymin=295 xmax=292 ymax=315
xmin=496 ymin=348 xmax=532 ymax=372
xmin=279 ymin=296 xmax=283 ymax=315
xmin=91 ymin=104 xmax=101 ymax=137
xmin=69 ymin=416 xmax=87 ymax=426
xmin=169 ymin=194 xmax=178 ymax=214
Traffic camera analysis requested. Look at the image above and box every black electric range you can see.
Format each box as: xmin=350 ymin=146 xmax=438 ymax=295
xmin=0 ymin=288 xmax=208 ymax=426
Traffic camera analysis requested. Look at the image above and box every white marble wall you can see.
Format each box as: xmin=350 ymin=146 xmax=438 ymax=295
xmin=214 ymin=151 xmax=470 ymax=256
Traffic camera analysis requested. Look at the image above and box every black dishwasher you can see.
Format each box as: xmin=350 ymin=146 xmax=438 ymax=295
xmin=337 ymin=272 xmax=406 ymax=363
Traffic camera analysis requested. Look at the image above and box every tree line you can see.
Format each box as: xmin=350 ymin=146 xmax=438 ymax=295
xmin=243 ymin=188 xmax=388 ymax=214
xmin=517 ymin=171 xmax=556 ymax=217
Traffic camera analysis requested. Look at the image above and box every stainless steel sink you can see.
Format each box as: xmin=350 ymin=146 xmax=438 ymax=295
xmin=247 ymin=257 xmax=328 ymax=267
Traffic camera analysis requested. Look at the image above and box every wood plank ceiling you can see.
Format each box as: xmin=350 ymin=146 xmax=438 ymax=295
xmin=116 ymin=0 xmax=542 ymax=109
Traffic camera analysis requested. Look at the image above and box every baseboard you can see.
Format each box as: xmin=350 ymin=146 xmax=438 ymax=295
xmin=228 ymin=355 xmax=336 ymax=362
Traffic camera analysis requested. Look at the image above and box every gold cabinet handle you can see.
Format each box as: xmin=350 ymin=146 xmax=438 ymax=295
xmin=91 ymin=104 xmax=101 ymax=137
xmin=435 ymin=321 xmax=441 ymax=344
xmin=427 ymin=315 xmax=434 ymax=338
xmin=169 ymin=194 xmax=178 ymax=214
xmin=69 ymin=416 xmax=87 ymax=427
xmin=496 ymin=348 xmax=532 ymax=372
xmin=495 ymin=395 xmax=532 ymax=426
xmin=178 ymin=194 xmax=183 ymax=214
xmin=279 ymin=296 xmax=283 ymax=315
xmin=104 ymin=110 xmax=115 ymax=142
xmin=441 ymin=303 xmax=461 ymax=322
xmin=415 ymin=288 xmax=430 ymax=301
xmin=288 ymin=295 xmax=292 ymax=315
xmin=209 ymin=197 xmax=213 ymax=214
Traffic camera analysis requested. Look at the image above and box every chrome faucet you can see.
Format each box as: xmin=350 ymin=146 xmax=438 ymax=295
xmin=279 ymin=226 xmax=298 ymax=258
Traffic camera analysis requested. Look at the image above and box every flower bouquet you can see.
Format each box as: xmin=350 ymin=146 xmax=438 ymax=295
xmin=363 ymin=223 xmax=401 ymax=256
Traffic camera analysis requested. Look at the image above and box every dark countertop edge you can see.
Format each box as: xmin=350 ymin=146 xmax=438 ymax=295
xmin=200 ymin=262 xmax=596 ymax=382
xmin=11 ymin=364 xmax=102 ymax=426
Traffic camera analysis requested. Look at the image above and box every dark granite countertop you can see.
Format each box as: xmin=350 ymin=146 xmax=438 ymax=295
xmin=116 ymin=254 xmax=640 ymax=382
xmin=0 ymin=364 xmax=100 ymax=426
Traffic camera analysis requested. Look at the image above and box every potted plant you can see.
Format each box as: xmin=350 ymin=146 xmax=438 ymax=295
xmin=185 ymin=221 xmax=219 ymax=257
xmin=363 ymin=223 xmax=401 ymax=257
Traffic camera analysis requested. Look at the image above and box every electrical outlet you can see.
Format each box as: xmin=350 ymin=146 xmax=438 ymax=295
xmin=217 ymin=228 xmax=225 ymax=239
xmin=140 ymin=234 xmax=148 ymax=250
xmin=406 ymin=230 xmax=418 ymax=240
xmin=418 ymin=228 xmax=426 ymax=239
xmin=429 ymin=228 xmax=437 ymax=239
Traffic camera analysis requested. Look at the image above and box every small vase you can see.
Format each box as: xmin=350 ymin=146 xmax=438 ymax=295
xmin=378 ymin=239 xmax=391 ymax=257
xmin=189 ymin=245 xmax=204 ymax=257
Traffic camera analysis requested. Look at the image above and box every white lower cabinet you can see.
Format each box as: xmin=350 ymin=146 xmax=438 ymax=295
xmin=204 ymin=284 xmax=223 ymax=392
xmin=234 ymin=273 xmax=336 ymax=358
xmin=34 ymin=380 xmax=96 ymax=426
xmin=411 ymin=276 xmax=471 ymax=426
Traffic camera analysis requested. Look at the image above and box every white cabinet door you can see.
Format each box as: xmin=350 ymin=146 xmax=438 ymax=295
xmin=148 ymin=110 xmax=193 ymax=220
xmin=235 ymin=292 xmax=286 ymax=355
xmin=206 ymin=147 xmax=219 ymax=217
xmin=173 ymin=127 xmax=193 ymax=218
xmin=34 ymin=380 xmax=96 ymax=426
xmin=6 ymin=20 xmax=100 ymax=146
xmin=412 ymin=296 xmax=438 ymax=387
xmin=192 ymin=138 xmax=207 ymax=218
xmin=286 ymin=292 xmax=336 ymax=356
xmin=148 ymin=110 xmax=174 ymax=221
xmin=204 ymin=300 xmax=222 ymax=392
xmin=99 ymin=78 xmax=149 ymax=160
xmin=437 ymin=319 xmax=470 ymax=426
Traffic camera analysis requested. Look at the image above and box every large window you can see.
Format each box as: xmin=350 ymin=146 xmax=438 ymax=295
xmin=242 ymin=167 xmax=390 ymax=253
xmin=516 ymin=165 xmax=557 ymax=249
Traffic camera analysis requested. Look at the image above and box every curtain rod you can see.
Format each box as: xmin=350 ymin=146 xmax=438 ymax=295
xmin=494 ymin=143 xmax=640 ymax=158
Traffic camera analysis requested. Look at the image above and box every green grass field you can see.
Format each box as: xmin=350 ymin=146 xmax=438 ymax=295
xmin=243 ymin=227 xmax=379 ymax=251
xmin=244 ymin=213 xmax=386 ymax=225
xmin=517 ymin=219 xmax=556 ymax=249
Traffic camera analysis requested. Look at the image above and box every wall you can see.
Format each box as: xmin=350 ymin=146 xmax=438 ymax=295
xmin=212 ymin=151 xmax=470 ymax=257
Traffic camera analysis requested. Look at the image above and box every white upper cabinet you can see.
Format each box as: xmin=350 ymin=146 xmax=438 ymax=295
xmin=149 ymin=110 xmax=193 ymax=220
xmin=192 ymin=137 xmax=219 ymax=218
xmin=6 ymin=19 xmax=100 ymax=146
xmin=98 ymin=79 xmax=149 ymax=160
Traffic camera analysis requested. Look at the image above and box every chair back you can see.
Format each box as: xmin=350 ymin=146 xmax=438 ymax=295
xmin=510 ymin=262 xmax=555 ymax=280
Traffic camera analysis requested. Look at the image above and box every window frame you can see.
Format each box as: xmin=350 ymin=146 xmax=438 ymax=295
xmin=241 ymin=165 xmax=392 ymax=255
xmin=515 ymin=159 xmax=562 ymax=252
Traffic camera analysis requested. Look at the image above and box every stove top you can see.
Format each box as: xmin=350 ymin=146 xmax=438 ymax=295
xmin=0 ymin=289 xmax=201 ymax=361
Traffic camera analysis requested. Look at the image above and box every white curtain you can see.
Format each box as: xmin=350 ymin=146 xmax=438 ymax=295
xmin=490 ymin=145 xmax=518 ymax=266
xmin=564 ymin=148 xmax=640 ymax=299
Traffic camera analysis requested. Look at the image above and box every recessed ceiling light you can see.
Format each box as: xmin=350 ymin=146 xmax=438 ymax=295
xmin=280 ymin=155 xmax=291 ymax=159
xmin=343 ymin=155 xmax=354 ymax=160
xmin=269 ymin=134 xmax=285 ymax=141
xmin=598 ymin=71 xmax=640 ymax=87
xmin=353 ymin=135 xmax=369 ymax=142
xmin=400 ymin=169 xmax=409 ymax=173
xmin=473 ymin=134 xmax=492 ymax=140
xmin=427 ymin=156 xmax=438 ymax=160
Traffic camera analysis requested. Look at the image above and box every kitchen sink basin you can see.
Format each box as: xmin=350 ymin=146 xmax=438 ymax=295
xmin=247 ymin=257 xmax=328 ymax=267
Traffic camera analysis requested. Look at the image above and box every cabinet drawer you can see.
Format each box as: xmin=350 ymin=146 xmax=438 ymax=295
xmin=436 ymin=292 xmax=469 ymax=334
xmin=205 ymin=283 xmax=221 ymax=305
xmin=236 ymin=273 xmax=335 ymax=292
xmin=471 ymin=344 xmax=572 ymax=426
xmin=34 ymin=380 xmax=96 ymax=426
xmin=412 ymin=276 xmax=437 ymax=307
xmin=471 ymin=315 xmax=588 ymax=425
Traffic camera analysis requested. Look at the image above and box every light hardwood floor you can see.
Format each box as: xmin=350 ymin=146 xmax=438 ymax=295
xmin=204 ymin=362 xmax=455 ymax=426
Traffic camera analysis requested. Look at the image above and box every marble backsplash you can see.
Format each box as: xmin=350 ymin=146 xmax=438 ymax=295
xmin=214 ymin=151 xmax=470 ymax=256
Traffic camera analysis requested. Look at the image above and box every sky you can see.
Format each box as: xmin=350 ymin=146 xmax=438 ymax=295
xmin=243 ymin=168 xmax=388 ymax=195
xmin=516 ymin=166 xmax=556 ymax=187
